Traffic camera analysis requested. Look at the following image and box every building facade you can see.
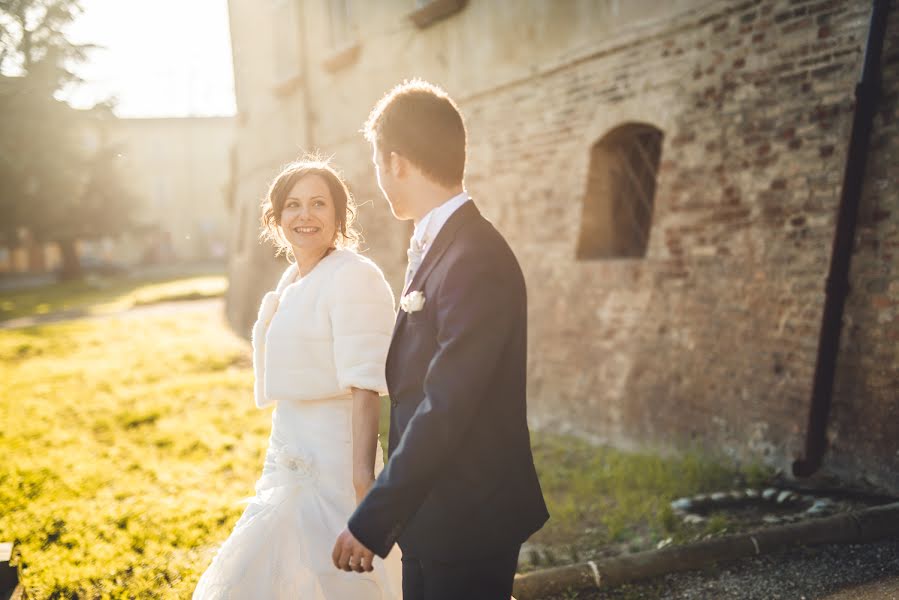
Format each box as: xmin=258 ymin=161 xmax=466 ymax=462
xmin=225 ymin=0 xmax=899 ymax=491
xmin=0 ymin=115 xmax=234 ymax=274
xmin=109 ymin=117 xmax=235 ymax=264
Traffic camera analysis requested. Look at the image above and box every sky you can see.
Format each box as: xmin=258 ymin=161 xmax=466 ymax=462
xmin=62 ymin=0 xmax=237 ymax=118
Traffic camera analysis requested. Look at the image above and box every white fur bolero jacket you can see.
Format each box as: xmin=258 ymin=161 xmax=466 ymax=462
xmin=251 ymin=249 xmax=397 ymax=408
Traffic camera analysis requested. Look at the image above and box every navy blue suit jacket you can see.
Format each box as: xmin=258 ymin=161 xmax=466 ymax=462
xmin=347 ymin=200 xmax=549 ymax=561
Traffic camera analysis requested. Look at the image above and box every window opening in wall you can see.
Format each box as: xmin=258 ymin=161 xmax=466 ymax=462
xmin=576 ymin=123 xmax=664 ymax=260
xmin=322 ymin=0 xmax=360 ymax=71
xmin=271 ymin=0 xmax=302 ymax=89
xmin=327 ymin=0 xmax=353 ymax=48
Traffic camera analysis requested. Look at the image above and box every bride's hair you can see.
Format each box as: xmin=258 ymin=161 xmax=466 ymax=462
xmin=259 ymin=156 xmax=361 ymax=259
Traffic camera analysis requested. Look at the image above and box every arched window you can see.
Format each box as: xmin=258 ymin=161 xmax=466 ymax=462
xmin=576 ymin=123 xmax=664 ymax=259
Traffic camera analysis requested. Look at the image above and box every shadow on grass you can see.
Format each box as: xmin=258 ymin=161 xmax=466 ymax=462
xmin=0 ymin=271 xmax=227 ymax=324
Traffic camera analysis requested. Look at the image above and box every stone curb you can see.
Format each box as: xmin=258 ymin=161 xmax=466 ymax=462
xmin=512 ymin=501 xmax=899 ymax=599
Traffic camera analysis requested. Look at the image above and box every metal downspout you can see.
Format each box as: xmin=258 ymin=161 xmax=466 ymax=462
xmin=792 ymin=0 xmax=891 ymax=477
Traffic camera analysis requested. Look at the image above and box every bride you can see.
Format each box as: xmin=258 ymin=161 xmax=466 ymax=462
xmin=193 ymin=159 xmax=402 ymax=599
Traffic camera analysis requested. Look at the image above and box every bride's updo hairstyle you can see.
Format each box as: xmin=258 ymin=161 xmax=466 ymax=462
xmin=260 ymin=157 xmax=361 ymax=259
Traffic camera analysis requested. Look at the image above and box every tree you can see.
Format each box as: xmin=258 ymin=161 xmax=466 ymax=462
xmin=0 ymin=0 xmax=136 ymax=280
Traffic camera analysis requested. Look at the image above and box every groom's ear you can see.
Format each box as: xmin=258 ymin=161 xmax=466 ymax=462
xmin=389 ymin=151 xmax=408 ymax=179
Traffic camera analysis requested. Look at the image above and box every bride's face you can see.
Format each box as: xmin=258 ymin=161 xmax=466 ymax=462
xmin=279 ymin=174 xmax=338 ymax=257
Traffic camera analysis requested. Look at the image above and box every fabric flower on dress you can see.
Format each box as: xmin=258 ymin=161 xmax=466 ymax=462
xmin=250 ymin=445 xmax=319 ymax=505
xmin=272 ymin=446 xmax=318 ymax=480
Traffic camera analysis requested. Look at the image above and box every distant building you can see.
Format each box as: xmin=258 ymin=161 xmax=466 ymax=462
xmin=109 ymin=116 xmax=235 ymax=265
xmin=225 ymin=1 xmax=899 ymax=492
xmin=0 ymin=113 xmax=234 ymax=274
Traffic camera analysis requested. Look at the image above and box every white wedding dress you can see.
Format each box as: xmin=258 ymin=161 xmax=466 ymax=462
xmin=193 ymin=250 xmax=402 ymax=599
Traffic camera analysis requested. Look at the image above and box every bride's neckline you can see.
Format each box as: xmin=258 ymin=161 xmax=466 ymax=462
xmin=288 ymin=248 xmax=343 ymax=286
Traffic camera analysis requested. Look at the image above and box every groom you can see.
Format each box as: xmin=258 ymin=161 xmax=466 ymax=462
xmin=332 ymin=80 xmax=549 ymax=599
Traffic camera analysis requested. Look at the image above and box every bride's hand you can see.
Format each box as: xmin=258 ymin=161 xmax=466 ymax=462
xmin=354 ymin=476 xmax=374 ymax=505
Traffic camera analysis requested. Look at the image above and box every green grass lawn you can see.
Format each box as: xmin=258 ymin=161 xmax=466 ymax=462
xmin=0 ymin=272 xmax=228 ymax=322
xmin=1 ymin=308 xmax=763 ymax=597
xmin=2 ymin=313 xmax=261 ymax=598
xmin=524 ymin=434 xmax=753 ymax=568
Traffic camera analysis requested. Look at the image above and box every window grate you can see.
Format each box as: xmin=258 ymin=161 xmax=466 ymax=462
xmin=576 ymin=123 xmax=664 ymax=260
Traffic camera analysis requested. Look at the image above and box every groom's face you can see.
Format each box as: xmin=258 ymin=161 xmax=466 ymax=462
xmin=372 ymin=145 xmax=408 ymax=220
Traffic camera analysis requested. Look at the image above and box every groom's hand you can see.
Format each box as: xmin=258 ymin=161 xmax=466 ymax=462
xmin=332 ymin=527 xmax=375 ymax=573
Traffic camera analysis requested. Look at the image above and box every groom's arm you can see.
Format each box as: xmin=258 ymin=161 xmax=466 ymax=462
xmin=347 ymin=248 xmax=522 ymax=557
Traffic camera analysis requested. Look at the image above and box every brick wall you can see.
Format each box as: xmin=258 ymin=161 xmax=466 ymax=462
xmin=227 ymin=0 xmax=899 ymax=491
xmin=455 ymin=0 xmax=896 ymax=488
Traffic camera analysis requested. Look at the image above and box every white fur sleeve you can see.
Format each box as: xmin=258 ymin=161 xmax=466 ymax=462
xmin=252 ymin=291 xmax=281 ymax=408
xmin=330 ymin=258 xmax=397 ymax=395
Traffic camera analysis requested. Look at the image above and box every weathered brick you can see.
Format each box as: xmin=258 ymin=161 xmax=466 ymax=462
xmin=224 ymin=0 xmax=899 ymax=492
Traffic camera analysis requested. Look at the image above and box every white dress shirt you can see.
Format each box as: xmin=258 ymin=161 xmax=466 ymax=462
xmin=411 ymin=190 xmax=470 ymax=261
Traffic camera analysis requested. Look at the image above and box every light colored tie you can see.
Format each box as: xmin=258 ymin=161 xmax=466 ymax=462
xmin=405 ymin=236 xmax=425 ymax=289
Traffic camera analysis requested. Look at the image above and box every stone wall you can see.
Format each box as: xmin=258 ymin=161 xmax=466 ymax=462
xmin=226 ymin=0 xmax=899 ymax=490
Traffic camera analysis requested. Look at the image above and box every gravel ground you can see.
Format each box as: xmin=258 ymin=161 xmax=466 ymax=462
xmin=545 ymin=540 xmax=899 ymax=600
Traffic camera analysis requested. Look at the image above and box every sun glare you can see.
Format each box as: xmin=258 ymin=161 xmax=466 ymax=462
xmin=61 ymin=0 xmax=236 ymax=117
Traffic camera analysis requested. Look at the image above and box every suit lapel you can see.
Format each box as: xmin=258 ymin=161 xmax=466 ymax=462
xmin=386 ymin=200 xmax=480 ymax=377
xmin=406 ymin=201 xmax=477 ymax=294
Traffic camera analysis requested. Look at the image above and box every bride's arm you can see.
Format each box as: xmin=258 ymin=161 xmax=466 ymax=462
xmin=351 ymin=386 xmax=381 ymax=504
xmin=329 ymin=259 xmax=395 ymax=505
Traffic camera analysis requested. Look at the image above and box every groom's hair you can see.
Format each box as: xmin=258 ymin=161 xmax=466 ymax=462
xmin=363 ymin=79 xmax=466 ymax=188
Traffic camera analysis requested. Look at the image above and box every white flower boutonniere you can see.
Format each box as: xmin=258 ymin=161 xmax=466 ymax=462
xmin=400 ymin=290 xmax=426 ymax=313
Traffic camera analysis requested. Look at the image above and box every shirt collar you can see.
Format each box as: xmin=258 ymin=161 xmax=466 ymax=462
xmin=412 ymin=190 xmax=470 ymax=249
